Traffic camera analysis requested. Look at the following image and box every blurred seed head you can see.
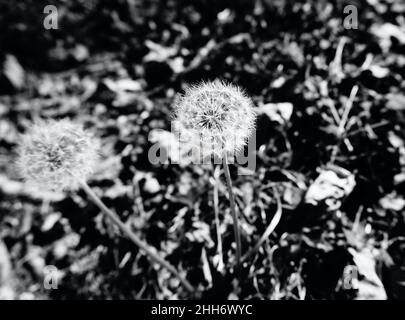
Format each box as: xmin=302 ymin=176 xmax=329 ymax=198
xmin=17 ymin=119 xmax=98 ymax=192
xmin=172 ymin=80 xmax=256 ymax=159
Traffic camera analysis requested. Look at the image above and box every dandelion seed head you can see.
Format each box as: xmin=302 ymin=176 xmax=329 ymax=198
xmin=172 ymin=80 xmax=256 ymax=159
xmin=17 ymin=119 xmax=98 ymax=192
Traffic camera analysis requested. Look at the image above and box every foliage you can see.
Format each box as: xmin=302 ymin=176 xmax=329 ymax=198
xmin=0 ymin=0 xmax=405 ymax=300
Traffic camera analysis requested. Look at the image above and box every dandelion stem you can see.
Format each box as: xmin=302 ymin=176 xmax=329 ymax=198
xmin=79 ymin=180 xmax=195 ymax=294
xmin=212 ymin=165 xmax=224 ymax=272
xmin=222 ymin=154 xmax=242 ymax=274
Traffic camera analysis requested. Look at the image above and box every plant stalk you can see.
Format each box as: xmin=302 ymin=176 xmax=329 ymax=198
xmin=222 ymin=154 xmax=242 ymax=273
xmin=79 ymin=180 xmax=195 ymax=294
xmin=213 ymin=165 xmax=224 ymax=272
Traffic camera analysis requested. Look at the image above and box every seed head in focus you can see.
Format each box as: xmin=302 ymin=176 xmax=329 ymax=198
xmin=172 ymin=80 xmax=256 ymax=159
xmin=17 ymin=119 xmax=98 ymax=192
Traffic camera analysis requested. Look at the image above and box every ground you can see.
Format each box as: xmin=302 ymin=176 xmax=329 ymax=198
xmin=0 ymin=0 xmax=405 ymax=300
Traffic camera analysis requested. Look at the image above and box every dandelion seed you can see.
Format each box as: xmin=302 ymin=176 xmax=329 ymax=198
xmin=172 ymin=80 xmax=256 ymax=160
xmin=17 ymin=119 xmax=98 ymax=192
xmin=16 ymin=119 xmax=196 ymax=294
xmin=172 ymin=80 xmax=256 ymax=274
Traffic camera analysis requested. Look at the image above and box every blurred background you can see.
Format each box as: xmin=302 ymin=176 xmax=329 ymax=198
xmin=0 ymin=0 xmax=405 ymax=299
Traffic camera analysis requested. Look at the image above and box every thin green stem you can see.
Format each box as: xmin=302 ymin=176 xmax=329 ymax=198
xmin=222 ymin=154 xmax=242 ymax=273
xmin=79 ymin=180 xmax=195 ymax=294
